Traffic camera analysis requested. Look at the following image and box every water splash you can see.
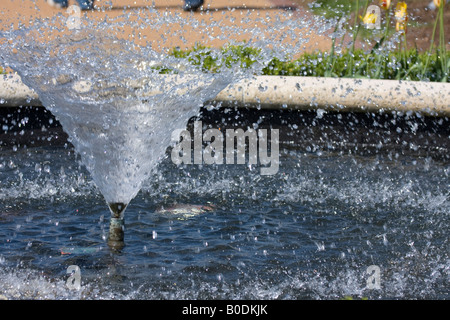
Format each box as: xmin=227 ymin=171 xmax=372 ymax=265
xmin=0 ymin=145 xmax=448 ymax=299
xmin=1 ymin=25 xmax=234 ymax=211
xmin=0 ymin=1 xmax=334 ymax=209
xmin=0 ymin=2 xmax=333 ymax=249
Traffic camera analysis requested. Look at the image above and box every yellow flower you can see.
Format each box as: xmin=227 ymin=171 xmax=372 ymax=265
xmin=433 ymin=0 xmax=442 ymax=8
xmin=396 ymin=21 xmax=407 ymax=33
xmin=395 ymin=2 xmax=407 ymax=23
xmin=360 ymin=11 xmax=378 ymax=26
xmin=379 ymin=0 xmax=391 ymax=10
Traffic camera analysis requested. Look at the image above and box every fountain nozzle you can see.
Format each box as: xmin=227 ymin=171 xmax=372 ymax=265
xmin=107 ymin=202 xmax=128 ymax=250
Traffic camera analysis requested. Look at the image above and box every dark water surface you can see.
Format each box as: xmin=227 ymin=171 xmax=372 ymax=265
xmin=0 ymin=107 xmax=448 ymax=299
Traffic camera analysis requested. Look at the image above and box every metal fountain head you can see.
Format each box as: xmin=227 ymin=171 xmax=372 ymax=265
xmin=107 ymin=202 xmax=128 ymax=250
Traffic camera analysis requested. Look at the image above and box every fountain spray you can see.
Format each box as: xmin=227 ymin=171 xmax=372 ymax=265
xmin=0 ymin=6 xmax=303 ymax=251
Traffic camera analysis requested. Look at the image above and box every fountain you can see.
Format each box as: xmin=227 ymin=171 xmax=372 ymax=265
xmin=1 ymin=24 xmax=238 ymax=248
xmin=0 ymin=0 xmax=448 ymax=300
xmin=1 ymin=0 xmax=326 ymax=249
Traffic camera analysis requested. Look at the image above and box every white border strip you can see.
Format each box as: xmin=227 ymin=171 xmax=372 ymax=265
xmin=215 ymin=76 xmax=450 ymax=116
xmin=1 ymin=73 xmax=449 ymax=116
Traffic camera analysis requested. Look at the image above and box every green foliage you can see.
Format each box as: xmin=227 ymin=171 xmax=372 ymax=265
xmin=161 ymin=44 xmax=449 ymax=82
xmin=221 ymin=45 xmax=261 ymax=69
xmin=262 ymin=48 xmax=450 ymax=82
xmin=166 ymin=44 xmax=261 ymax=73
xmin=309 ymin=0 xmax=365 ymax=19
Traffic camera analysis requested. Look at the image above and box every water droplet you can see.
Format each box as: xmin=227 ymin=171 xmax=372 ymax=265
xmin=316 ymin=108 xmax=326 ymax=119
xmin=383 ymin=234 xmax=388 ymax=246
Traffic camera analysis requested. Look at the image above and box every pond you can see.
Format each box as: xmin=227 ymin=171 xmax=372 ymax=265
xmin=0 ymin=106 xmax=448 ymax=299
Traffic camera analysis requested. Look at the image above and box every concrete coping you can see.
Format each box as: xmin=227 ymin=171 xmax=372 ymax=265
xmin=1 ymin=73 xmax=449 ymax=116
xmin=0 ymin=73 xmax=42 ymax=107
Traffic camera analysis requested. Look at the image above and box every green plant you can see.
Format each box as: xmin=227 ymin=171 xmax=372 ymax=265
xmin=422 ymin=0 xmax=448 ymax=81
xmin=314 ymin=0 xmax=448 ymax=82
xmin=309 ymin=0 xmax=366 ymax=19
xmin=263 ymin=48 xmax=449 ymax=81
xmin=373 ymin=0 xmax=392 ymax=79
xmin=162 ymin=44 xmax=449 ymax=82
xmin=169 ymin=44 xmax=220 ymax=72
xmin=347 ymin=0 xmax=370 ymax=77
xmin=166 ymin=44 xmax=262 ymax=73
